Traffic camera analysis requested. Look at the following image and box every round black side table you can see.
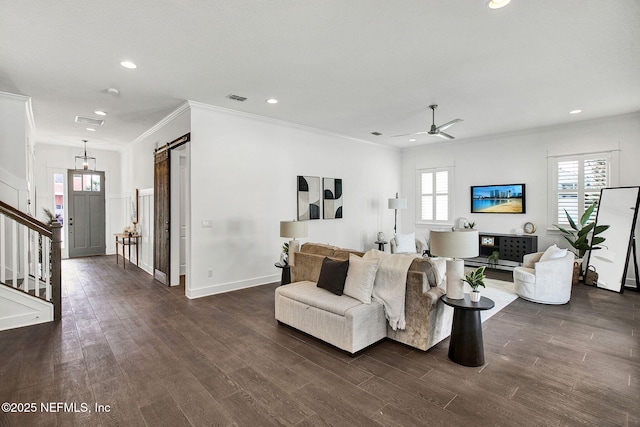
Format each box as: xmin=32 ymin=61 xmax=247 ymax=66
xmin=375 ymin=241 xmax=388 ymax=251
xmin=441 ymin=295 xmax=495 ymax=367
xmin=274 ymin=263 xmax=291 ymax=285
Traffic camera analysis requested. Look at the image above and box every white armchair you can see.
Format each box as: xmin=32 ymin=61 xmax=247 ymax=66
xmin=513 ymin=250 xmax=575 ymax=304
xmin=390 ymin=233 xmax=427 ymax=255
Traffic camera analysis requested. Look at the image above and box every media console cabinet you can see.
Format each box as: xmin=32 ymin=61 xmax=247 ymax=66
xmin=465 ymin=233 xmax=538 ymax=271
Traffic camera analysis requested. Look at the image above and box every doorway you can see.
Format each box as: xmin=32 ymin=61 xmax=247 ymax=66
xmin=153 ymin=133 xmax=190 ymax=287
xmin=66 ymin=170 xmax=106 ymax=257
xmin=171 ymin=146 xmax=188 ymax=287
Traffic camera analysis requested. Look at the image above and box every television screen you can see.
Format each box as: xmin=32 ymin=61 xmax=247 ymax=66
xmin=471 ymin=184 xmax=526 ymax=214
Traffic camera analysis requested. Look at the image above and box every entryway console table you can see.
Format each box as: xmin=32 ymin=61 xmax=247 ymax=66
xmin=115 ymin=233 xmax=141 ymax=270
xmin=465 ymin=232 xmax=537 ymax=271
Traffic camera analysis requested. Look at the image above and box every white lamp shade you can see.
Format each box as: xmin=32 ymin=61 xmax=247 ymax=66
xmin=388 ymin=198 xmax=407 ymax=210
xmin=429 ymin=230 xmax=479 ymax=259
xmin=280 ymin=221 xmax=308 ymax=239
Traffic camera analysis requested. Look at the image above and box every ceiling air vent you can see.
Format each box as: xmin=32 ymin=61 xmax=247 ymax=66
xmin=370 ymin=131 xmax=382 ymax=136
xmin=226 ymin=94 xmax=247 ymax=102
xmin=75 ymin=116 xmax=104 ymax=126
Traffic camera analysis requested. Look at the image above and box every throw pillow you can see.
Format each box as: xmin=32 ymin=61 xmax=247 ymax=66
xmin=316 ymin=257 xmax=349 ymax=295
xmin=343 ymin=254 xmax=379 ymax=304
xmin=428 ymin=257 xmax=447 ymax=288
xmin=539 ymin=244 xmax=568 ymax=262
xmin=395 ymin=232 xmax=416 ymax=253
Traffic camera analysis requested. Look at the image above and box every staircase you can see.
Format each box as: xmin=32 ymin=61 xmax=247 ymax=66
xmin=0 ymin=200 xmax=61 ymax=331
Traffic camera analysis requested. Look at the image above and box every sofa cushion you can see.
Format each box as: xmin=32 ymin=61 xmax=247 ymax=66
xmin=514 ymin=267 xmax=536 ymax=284
xmin=316 ymin=257 xmax=349 ymax=295
xmin=301 ymin=243 xmax=339 ymax=257
xmin=343 ymin=253 xmax=379 ymax=304
xmin=278 ymin=281 xmax=363 ymax=316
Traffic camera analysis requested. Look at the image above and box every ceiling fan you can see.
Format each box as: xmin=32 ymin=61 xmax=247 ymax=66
xmin=393 ymin=104 xmax=463 ymax=140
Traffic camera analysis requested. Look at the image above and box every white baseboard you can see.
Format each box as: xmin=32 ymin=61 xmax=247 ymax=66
xmin=0 ymin=285 xmax=53 ymax=331
xmin=186 ymin=274 xmax=280 ymax=299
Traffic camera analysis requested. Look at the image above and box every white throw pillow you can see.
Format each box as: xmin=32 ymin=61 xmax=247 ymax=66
xmin=428 ymin=256 xmax=447 ymax=288
xmin=539 ymin=244 xmax=568 ymax=262
xmin=395 ymin=233 xmax=416 ymax=253
xmin=343 ymin=254 xmax=379 ymax=304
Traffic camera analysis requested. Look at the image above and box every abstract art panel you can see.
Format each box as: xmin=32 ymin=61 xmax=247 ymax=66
xmin=297 ymin=176 xmax=321 ymax=220
xmin=323 ymin=178 xmax=343 ymax=219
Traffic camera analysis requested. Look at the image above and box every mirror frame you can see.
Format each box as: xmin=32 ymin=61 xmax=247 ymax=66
xmin=586 ymin=186 xmax=640 ymax=293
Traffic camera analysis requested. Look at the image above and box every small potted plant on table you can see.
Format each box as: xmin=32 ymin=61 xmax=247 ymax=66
xmin=463 ymin=266 xmax=486 ymax=302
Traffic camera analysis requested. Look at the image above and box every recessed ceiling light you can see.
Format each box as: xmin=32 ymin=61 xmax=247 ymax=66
xmin=569 ymin=109 xmax=582 ymax=114
xmin=94 ymin=110 xmax=107 ymax=116
xmin=86 ymin=128 xmax=96 ymax=132
xmin=120 ymin=61 xmax=137 ymax=69
xmin=107 ymin=87 xmax=120 ymax=96
xmin=266 ymin=98 xmax=278 ymax=104
xmin=488 ymin=0 xmax=510 ymax=9
xmin=409 ymin=138 xmax=417 ymax=142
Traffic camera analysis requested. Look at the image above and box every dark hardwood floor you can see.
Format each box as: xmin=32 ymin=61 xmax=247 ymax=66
xmin=1 ymin=256 xmax=638 ymax=426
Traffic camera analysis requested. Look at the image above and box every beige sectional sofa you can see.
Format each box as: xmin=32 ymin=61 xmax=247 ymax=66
xmin=274 ymin=243 xmax=453 ymax=353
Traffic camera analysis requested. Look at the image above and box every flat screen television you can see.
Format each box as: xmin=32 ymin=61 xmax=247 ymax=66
xmin=471 ymin=184 xmax=526 ymax=214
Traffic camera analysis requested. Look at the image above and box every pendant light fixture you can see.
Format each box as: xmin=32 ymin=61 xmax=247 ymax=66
xmin=75 ymin=139 xmax=96 ymax=171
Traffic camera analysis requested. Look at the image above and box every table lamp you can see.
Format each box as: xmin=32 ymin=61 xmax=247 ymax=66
xmin=388 ymin=193 xmax=407 ymax=234
xmin=280 ymin=220 xmax=308 ymax=266
xmin=429 ymin=229 xmax=479 ymax=299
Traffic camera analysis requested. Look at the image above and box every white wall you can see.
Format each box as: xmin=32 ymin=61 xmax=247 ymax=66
xmin=401 ymin=112 xmax=640 ymax=280
xmin=32 ymin=144 xmax=123 ymax=257
xmin=0 ymin=92 xmax=31 ymax=210
xmin=187 ymin=102 xmax=401 ymax=298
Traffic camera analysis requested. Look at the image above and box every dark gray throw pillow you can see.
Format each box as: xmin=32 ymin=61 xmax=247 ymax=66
xmin=316 ymin=257 xmax=349 ymax=295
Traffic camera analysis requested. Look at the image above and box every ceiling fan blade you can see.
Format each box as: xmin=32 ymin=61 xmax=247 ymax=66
xmin=434 ymin=131 xmax=455 ymax=140
xmin=436 ymin=118 xmax=463 ymax=132
xmin=391 ymin=131 xmax=429 ymax=138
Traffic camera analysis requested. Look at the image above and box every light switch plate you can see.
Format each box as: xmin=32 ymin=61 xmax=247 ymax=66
xmin=201 ymin=220 xmax=212 ymax=228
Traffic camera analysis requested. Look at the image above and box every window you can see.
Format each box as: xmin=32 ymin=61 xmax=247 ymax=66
xmin=550 ymin=152 xmax=613 ymax=226
xmin=53 ymin=173 xmax=64 ymax=247
xmin=417 ymin=167 xmax=451 ymax=223
xmin=72 ymin=173 xmax=101 ymax=192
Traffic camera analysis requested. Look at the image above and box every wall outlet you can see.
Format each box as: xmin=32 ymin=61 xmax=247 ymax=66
xmin=207 ymin=269 xmax=213 ymax=277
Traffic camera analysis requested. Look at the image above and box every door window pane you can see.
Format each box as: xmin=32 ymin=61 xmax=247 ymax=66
xmin=73 ymin=175 xmax=82 ymax=191
xmin=91 ymin=175 xmax=101 ymax=192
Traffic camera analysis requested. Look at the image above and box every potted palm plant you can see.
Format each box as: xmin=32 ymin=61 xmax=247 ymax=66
xmin=553 ymin=201 xmax=609 ymax=277
xmin=462 ymin=266 xmax=486 ymax=302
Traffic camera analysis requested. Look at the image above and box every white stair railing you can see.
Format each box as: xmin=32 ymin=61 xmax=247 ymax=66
xmin=0 ymin=200 xmax=61 ymax=319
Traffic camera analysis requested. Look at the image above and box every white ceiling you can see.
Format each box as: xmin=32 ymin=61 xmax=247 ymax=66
xmin=1 ymin=0 xmax=639 ymax=150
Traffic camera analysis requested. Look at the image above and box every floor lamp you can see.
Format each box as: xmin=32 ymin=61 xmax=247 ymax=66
xmin=388 ymin=193 xmax=407 ymax=234
xmin=429 ymin=230 xmax=479 ymax=299
xmin=280 ymin=220 xmax=308 ymax=266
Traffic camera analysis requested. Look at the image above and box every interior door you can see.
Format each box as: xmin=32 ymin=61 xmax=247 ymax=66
xmin=67 ymin=170 xmax=106 ymax=257
xmin=154 ymin=150 xmax=170 ymax=284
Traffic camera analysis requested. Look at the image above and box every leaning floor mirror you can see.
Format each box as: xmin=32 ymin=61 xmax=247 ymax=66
xmin=586 ymin=186 xmax=640 ymax=293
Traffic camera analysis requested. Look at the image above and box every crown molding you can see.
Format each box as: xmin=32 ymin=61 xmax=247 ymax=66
xmin=186 ymin=100 xmax=399 ymax=152
xmin=0 ymin=91 xmax=30 ymax=102
xmin=130 ymin=101 xmax=191 ymax=145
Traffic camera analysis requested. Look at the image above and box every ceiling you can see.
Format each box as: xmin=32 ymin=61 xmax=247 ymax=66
xmin=1 ymin=0 xmax=639 ymax=151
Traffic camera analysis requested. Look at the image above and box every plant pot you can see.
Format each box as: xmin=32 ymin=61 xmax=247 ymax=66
xmin=470 ymin=291 xmax=481 ymax=302
xmin=572 ymin=258 xmax=583 ymax=285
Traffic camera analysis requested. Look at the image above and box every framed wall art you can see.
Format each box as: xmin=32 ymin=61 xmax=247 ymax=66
xmin=323 ymin=178 xmax=343 ymax=219
xmin=297 ymin=176 xmax=321 ymax=220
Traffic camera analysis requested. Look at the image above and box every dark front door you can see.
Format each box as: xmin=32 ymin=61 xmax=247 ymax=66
xmin=154 ymin=150 xmax=170 ymax=284
xmin=67 ymin=170 xmax=106 ymax=257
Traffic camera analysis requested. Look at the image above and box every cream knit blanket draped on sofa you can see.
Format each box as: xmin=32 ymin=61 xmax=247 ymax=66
xmin=364 ymin=250 xmax=419 ymax=330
